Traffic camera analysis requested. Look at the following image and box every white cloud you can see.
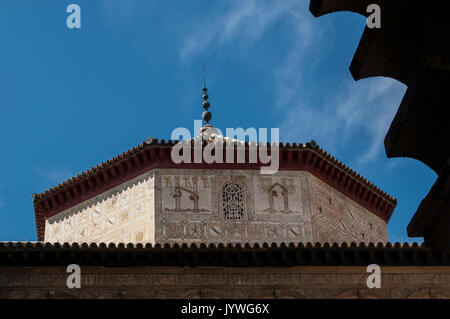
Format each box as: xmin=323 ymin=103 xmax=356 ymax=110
xmin=276 ymin=80 xmax=401 ymax=167
xmin=34 ymin=166 xmax=76 ymax=190
xmin=176 ymin=0 xmax=407 ymax=165
xmin=255 ymin=3 xmax=407 ymax=166
xmin=280 ymin=77 xmax=406 ymax=165
xmin=180 ymin=0 xmax=306 ymax=60
xmin=95 ymin=0 xmax=407 ymax=166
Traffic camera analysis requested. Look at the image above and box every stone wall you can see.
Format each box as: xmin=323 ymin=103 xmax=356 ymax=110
xmin=1 ymin=266 xmax=449 ymax=299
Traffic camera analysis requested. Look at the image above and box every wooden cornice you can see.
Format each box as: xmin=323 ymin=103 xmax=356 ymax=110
xmin=1 ymin=241 xmax=447 ymax=267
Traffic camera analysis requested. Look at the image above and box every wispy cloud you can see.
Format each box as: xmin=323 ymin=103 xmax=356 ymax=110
xmin=280 ymin=77 xmax=406 ymax=165
xmin=34 ymin=166 xmax=76 ymax=191
xmin=95 ymin=0 xmax=407 ymax=166
xmin=177 ymin=0 xmax=407 ymax=165
xmin=180 ymin=0 xmax=306 ymax=60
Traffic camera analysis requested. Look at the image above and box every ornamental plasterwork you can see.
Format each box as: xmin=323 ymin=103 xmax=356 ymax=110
xmin=254 ymin=176 xmax=303 ymax=215
xmin=308 ymin=174 xmax=387 ymax=243
xmin=217 ymin=176 xmax=247 ymax=221
xmin=45 ymin=173 xmax=155 ymax=244
xmin=161 ymin=175 xmax=211 ymax=213
xmin=2 ymin=267 xmax=450 ymax=299
xmin=44 ymin=169 xmax=387 ymax=245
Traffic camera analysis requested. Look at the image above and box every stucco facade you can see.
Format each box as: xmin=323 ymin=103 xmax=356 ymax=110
xmin=44 ymin=169 xmax=387 ymax=244
xmin=45 ymin=171 xmax=156 ymax=244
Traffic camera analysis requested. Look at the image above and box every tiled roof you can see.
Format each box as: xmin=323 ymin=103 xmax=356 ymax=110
xmin=1 ymin=241 xmax=447 ymax=267
xmin=33 ymin=137 xmax=160 ymax=201
xmin=33 ymin=138 xmax=396 ymax=203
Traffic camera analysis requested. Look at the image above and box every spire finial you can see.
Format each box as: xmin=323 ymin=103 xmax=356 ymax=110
xmin=201 ymin=66 xmax=212 ymax=124
xmin=202 ymin=65 xmax=206 ymax=89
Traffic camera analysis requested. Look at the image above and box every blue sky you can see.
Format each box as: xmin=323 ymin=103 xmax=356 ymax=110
xmin=0 ymin=0 xmax=436 ymax=242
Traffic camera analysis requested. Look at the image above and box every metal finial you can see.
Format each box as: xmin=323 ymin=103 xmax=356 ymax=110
xmin=202 ymin=65 xmax=206 ymax=89
xmin=202 ymin=66 xmax=212 ymax=124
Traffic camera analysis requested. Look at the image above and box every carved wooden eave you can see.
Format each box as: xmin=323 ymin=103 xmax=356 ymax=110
xmin=1 ymin=241 xmax=447 ymax=267
xmin=309 ymin=0 xmax=450 ymax=249
xmin=408 ymin=161 xmax=450 ymax=250
xmin=309 ymin=0 xmax=450 ymax=173
xmin=309 ymin=0 xmax=375 ymax=18
xmin=32 ymin=139 xmax=396 ymax=241
xmin=310 ymin=0 xmax=450 ymax=86
xmin=384 ymin=57 xmax=450 ymax=175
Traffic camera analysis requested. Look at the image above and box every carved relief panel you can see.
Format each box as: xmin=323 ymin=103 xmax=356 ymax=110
xmin=161 ymin=175 xmax=212 ymax=214
xmin=253 ymin=176 xmax=303 ymax=215
xmin=158 ymin=171 xmax=315 ymax=244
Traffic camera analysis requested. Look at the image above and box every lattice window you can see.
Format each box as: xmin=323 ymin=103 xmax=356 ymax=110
xmin=222 ymin=182 xmax=244 ymax=220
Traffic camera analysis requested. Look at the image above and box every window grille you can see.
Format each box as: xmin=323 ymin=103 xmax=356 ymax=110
xmin=222 ymin=182 xmax=244 ymax=220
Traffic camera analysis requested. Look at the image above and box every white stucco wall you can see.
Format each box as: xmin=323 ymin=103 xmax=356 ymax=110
xmin=45 ymin=172 xmax=155 ymax=244
xmin=44 ymin=168 xmax=387 ymax=244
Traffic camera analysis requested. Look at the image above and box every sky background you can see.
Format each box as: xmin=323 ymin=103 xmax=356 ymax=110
xmin=0 ymin=0 xmax=436 ymax=242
